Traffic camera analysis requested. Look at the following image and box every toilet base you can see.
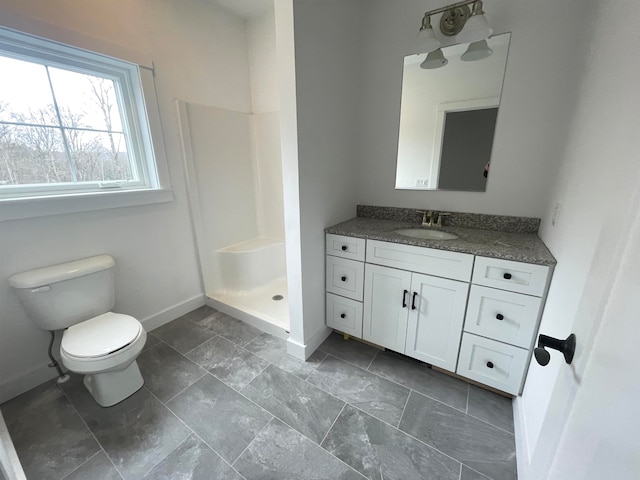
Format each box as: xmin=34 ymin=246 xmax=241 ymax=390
xmin=83 ymin=361 xmax=144 ymax=407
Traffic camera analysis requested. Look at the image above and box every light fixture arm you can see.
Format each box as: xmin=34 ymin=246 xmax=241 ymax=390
xmin=419 ymin=0 xmax=486 ymax=37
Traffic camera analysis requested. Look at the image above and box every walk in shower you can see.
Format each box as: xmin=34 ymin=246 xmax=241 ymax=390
xmin=178 ymin=103 xmax=288 ymax=335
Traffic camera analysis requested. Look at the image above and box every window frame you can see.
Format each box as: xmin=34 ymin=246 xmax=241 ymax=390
xmin=0 ymin=25 xmax=173 ymax=221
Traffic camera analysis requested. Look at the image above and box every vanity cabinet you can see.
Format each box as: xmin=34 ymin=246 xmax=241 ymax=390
xmin=325 ymin=233 xmax=552 ymax=395
xmin=457 ymin=257 xmax=551 ymax=394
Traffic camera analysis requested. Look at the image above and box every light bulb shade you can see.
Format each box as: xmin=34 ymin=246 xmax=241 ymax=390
xmin=461 ymin=39 xmax=493 ymax=61
xmin=456 ymin=13 xmax=493 ymax=43
xmin=420 ymin=49 xmax=448 ymax=69
xmin=416 ymin=26 xmax=441 ymax=54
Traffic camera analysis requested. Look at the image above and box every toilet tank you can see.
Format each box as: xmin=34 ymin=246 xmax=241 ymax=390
xmin=9 ymin=255 xmax=116 ymax=331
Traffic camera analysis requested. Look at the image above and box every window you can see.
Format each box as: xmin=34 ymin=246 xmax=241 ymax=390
xmin=0 ymin=27 xmax=163 ymax=201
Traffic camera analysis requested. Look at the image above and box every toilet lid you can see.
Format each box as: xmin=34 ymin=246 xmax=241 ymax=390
xmin=61 ymin=312 xmax=142 ymax=358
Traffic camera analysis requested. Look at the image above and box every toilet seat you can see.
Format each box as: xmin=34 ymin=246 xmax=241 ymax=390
xmin=61 ymin=312 xmax=142 ymax=358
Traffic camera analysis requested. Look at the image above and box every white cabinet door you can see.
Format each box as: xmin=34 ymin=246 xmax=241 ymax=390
xmin=405 ymin=273 xmax=469 ymax=372
xmin=363 ymin=264 xmax=411 ymax=352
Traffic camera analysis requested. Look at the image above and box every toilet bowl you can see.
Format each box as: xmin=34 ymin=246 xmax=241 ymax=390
xmin=9 ymin=255 xmax=147 ymax=407
xmin=60 ymin=312 xmax=147 ymax=406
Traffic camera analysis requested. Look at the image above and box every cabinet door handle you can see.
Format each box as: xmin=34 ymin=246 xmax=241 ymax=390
xmin=486 ymin=361 xmax=494 ymax=369
xmin=402 ymin=289 xmax=409 ymax=308
xmin=503 ymin=273 xmax=512 ymax=280
xmin=340 ymin=313 xmax=346 ymax=319
xmin=341 ymin=276 xmax=347 ymax=282
xmin=341 ymin=245 xmax=347 ymax=251
xmin=496 ymin=313 xmax=504 ymax=320
xmin=411 ymin=292 xmax=418 ymax=310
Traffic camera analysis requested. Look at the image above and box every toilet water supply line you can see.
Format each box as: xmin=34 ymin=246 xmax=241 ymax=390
xmin=48 ymin=331 xmax=70 ymax=383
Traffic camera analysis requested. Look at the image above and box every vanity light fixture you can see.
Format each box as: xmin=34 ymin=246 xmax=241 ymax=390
xmin=421 ymin=48 xmax=449 ymax=69
xmin=461 ymin=39 xmax=493 ymax=61
xmin=416 ymin=0 xmax=493 ymax=59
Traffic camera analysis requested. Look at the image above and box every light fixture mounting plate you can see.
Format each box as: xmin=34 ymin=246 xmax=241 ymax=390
xmin=440 ymin=5 xmax=470 ymax=36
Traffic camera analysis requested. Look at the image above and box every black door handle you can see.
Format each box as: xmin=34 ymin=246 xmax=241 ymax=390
xmin=402 ymin=289 xmax=408 ymax=308
xmin=534 ymin=334 xmax=576 ymax=366
xmin=411 ymin=292 xmax=418 ymax=310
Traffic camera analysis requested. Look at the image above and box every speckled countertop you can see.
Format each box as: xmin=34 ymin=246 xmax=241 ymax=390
xmin=326 ymin=217 xmax=556 ymax=266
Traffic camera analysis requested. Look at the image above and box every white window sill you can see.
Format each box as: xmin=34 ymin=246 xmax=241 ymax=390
xmin=0 ymin=188 xmax=174 ymax=222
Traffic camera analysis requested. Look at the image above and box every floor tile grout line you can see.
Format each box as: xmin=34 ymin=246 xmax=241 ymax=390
xmin=318 ymin=352 xmax=472 ymax=415
xmin=230 ymin=417 xmax=275 ymax=467
xmin=145 ymin=338 xmax=214 ymax=373
xmin=319 ymin=403 xmax=347 ymax=447
xmin=161 ymin=371 xmax=209 ymax=405
xmin=145 ymin=388 xmax=249 ymax=480
xmin=59 ymin=449 xmax=102 ymax=480
xmin=465 ymin=384 xmax=470 ymax=413
xmin=464 ymin=411 xmax=515 ymax=436
xmin=304 ymin=351 xmax=329 ymax=381
xmin=365 ymin=349 xmax=379 ymax=371
xmin=396 ymin=390 xmax=412 ymax=429
xmin=458 ymin=462 xmax=463 ymax=480
xmin=346 ymin=401 xmax=464 ymax=470
xmin=298 ymin=375 xmax=465 ymax=472
xmin=57 ymin=385 xmax=126 ymax=480
xmin=199 ymin=371 xmax=367 ymax=479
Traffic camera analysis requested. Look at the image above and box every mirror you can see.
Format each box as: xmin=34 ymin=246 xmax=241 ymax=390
xmin=395 ymin=33 xmax=511 ymax=191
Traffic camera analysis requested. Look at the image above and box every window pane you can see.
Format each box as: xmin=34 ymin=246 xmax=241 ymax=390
xmin=0 ymin=55 xmax=57 ymax=125
xmin=66 ymin=130 xmax=133 ymax=182
xmin=48 ymin=68 xmax=124 ymax=132
xmin=0 ymin=124 xmax=72 ymax=185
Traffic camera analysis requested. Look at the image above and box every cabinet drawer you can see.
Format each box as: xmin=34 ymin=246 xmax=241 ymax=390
xmin=326 ymin=293 xmax=363 ymax=337
xmin=457 ymin=333 xmax=529 ymax=395
xmin=366 ymin=240 xmax=473 ymax=282
xmin=326 ymin=234 xmax=366 ymax=261
xmin=472 ymin=257 xmax=551 ymax=297
xmin=464 ymin=285 xmax=542 ymax=348
xmin=326 ymin=255 xmax=364 ymax=301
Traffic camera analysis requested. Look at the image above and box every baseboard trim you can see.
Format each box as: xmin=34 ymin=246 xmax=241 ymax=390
xmin=0 ymin=364 xmax=58 ymax=405
xmin=287 ymin=326 xmax=332 ymax=361
xmin=0 ymin=295 xmax=205 ymax=404
xmin=140 ymin=294 xmax=205 ymax=331
xmin=513 ymin=395 xmax=530 ymax=480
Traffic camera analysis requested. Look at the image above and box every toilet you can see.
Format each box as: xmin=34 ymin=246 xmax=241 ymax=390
xmin=9 ymin=255 xmax=147 ymax=407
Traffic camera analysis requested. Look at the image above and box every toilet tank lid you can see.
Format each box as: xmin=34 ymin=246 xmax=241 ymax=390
xmin=9 ymin=255 xmax=115 ymax=289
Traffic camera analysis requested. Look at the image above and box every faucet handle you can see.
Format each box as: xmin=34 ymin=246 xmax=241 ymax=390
xmin=435 ymin=212 xmax=450 ymax=227
xmin=416 ymin=210 xmax=432 ymax=226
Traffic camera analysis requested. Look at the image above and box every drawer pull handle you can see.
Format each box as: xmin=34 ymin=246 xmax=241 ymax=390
xmin=503 ymin=273 xmax=512 ymax=280
xmin=486 ymin=361 xmax=494 ymax=369
xmin=341 ymin=245 xmax=348 ymax=251
xmin=496 ymin=313 xmax=504 ymax=320
xmin=402 ymin=289 xmax=409 ymax=308
xmin=341 ymin=276 xmax=347 ymax=282
xmin=411 ymin=292 xmax=418 ymax=310
xmin=340 ymin=313 xmax=346 ymax=319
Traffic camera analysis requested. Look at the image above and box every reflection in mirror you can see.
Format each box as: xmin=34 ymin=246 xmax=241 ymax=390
xmin=395 ymin=33 xmax=511 ymax=191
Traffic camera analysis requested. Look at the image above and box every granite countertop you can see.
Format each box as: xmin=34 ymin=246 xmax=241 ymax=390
xmin=326 ymin=217 xmax=556 ymax=266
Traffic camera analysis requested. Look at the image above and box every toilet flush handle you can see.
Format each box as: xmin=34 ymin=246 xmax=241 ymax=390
xmin=30 ymin=285 xmax=51 ymax=293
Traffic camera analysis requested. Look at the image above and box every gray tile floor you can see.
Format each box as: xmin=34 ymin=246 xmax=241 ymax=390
xmin=1 ymin=306 xmax=517 ymax=480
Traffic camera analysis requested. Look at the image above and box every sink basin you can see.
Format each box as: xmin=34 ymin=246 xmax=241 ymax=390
xmin=394 ymin=228 xmax=459 ymax=240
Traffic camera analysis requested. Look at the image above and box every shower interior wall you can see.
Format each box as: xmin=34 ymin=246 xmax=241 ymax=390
xmin=181 ymin=7 xmax=288 ymax=328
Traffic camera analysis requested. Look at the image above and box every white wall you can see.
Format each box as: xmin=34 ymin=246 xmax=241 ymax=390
xmin=289 ymin=0 xmax=364 ymax=347
xmin=0 ymin=0 xmax=252 ymax=402
xmin=517 ymin=1 xmax=640 ymax=477
xmin=247 ymin=8 xmax=280 ymax=114
xmin=356 ymin=0 xmax=586 ymax=217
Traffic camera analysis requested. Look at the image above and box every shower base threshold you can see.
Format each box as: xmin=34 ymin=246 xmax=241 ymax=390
xmin=207 ymin=277 xmax=290 ymax=339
